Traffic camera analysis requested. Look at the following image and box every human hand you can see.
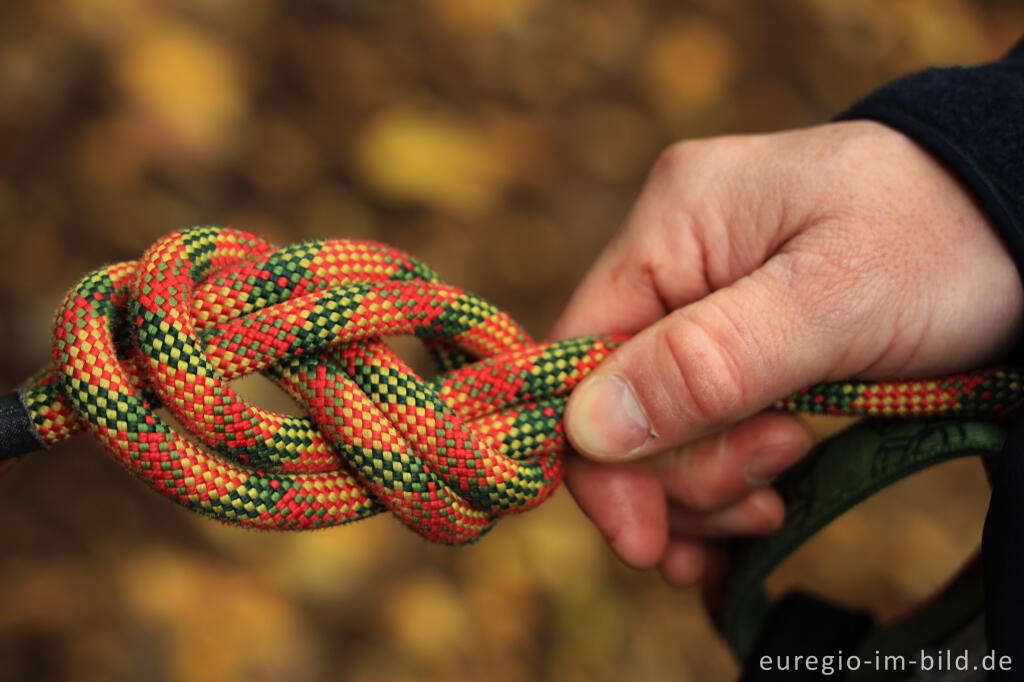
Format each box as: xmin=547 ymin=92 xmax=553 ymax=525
xmin=551 ymin=121 xmax=1023 ymax=586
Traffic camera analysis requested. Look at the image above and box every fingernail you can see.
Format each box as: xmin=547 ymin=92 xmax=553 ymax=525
xmin=567 ymin=374 xmax=652 ymax=459
xmin=744 ymin=442 xmax=811 ymax=486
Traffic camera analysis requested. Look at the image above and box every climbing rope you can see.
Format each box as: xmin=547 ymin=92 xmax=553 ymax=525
xmin=4 ymin=226 xmax=1022 ymax=544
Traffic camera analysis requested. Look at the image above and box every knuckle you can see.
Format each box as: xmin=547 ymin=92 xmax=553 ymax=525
xmin=658 ymin=309 xmax=747 ymax=428
xmin=649 ymin=136 xmax=748 ymax=185
xmin=682 ymin=480 xmax=727 ymax=512
xmin=650 ymin=140 xmax=699 ymax=182
xmin=824 ymin=121 xmax=907 ymax=178
xmin=664 ymin=451 xmax=722 ymax=511
xmin=747 ymin=493 xmax=785 ymax=533
xmin=662 ymin=566 xmax=701 ymax=588
xmin=659 ymin=550 xmax=705 ymax=587
xmin=760 ymin=510 xmax=785 ymax=534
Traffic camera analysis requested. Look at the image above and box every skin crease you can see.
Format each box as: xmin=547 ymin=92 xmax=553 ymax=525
xmin=549 ymin=121 xmax=1024 ymax=587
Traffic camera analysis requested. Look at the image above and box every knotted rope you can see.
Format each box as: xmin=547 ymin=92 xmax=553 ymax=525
xmin=7 ymin=227 xmax=1024 ymax=544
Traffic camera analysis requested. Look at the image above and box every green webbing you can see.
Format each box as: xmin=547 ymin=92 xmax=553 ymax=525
xmin=716 ymin=418 xmax=1006 ymax=661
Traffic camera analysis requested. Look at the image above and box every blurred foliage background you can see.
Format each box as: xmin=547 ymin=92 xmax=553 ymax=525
xmin=0 ymin=1 xmax=1021 ymax=680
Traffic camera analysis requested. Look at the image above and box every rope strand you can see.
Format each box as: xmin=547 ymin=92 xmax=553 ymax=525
xmin=10 ymin=227 xmax=1024 ymax=544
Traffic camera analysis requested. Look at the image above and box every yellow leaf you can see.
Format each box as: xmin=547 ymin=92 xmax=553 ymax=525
xmin=118 ymin=548 xmax=317 ymax=682
xmin=382 ymin=574 xmax=470 ymax=665
xmin=355 ymin=109 xmax=508 ymax=215
xmin=643 ymin=17 xmax=737 ymax=122
xmin=116 ymin=24 xmax=246 ymax=156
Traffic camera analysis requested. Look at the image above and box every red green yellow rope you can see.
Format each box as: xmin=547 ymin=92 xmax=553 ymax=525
xmin=15 ymin=227 xmax=1024 ymax=544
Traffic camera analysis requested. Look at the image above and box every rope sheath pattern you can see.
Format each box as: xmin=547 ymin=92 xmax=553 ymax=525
xmin=16 ymin=227 xmax=1024 ymax=544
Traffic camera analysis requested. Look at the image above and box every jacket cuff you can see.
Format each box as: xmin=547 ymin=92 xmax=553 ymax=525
xmin=835 ymin=39 xmax=1024 ymax=282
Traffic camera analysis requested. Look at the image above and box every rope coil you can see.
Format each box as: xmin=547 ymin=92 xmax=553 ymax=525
xmin=11 ymin=226 xmax=1024 ymax=544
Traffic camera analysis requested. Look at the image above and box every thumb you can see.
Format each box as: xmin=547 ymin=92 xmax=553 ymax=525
xmin=564 ymin=256 xmax=849 ymax=460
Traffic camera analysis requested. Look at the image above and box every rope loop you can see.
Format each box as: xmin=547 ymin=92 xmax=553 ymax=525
xmin=17 ymin=226 xmax=1024 ymax=544
xmin=26 ymin=226 xmax=619 ymax=543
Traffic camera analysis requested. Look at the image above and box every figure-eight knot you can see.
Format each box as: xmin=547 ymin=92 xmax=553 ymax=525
xmin=12 ymin=226 xmax=1024 ymax=544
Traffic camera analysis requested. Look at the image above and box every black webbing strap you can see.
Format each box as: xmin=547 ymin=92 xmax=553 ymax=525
xmin=982 ymin=417 xmax=1024 ymax=678
xmin=739 ymin=591 xmax=874 ymax=681
xmin=0 ymin=391 xmax=44 ymax=459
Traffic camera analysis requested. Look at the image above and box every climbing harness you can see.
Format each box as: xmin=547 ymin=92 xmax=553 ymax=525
xmin=0 ymin=226 xmax=1018 ymax=666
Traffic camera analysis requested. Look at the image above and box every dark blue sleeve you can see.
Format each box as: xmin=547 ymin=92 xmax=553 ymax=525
xmin=836 ymin=38 xmax=1024 ymax=279
xmin=836 ymin=38 xmax=1024 ymax=677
